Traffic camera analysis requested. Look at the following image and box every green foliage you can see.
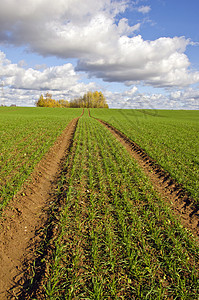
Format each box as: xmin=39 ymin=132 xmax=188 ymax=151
xmin=0 ymin=107 xmax=82 ymax=209
xmin=1 ymin=108 xmax=198 ymax=298
xmin=44 ymin=111 xmax=199 ymax=299
xmin=91 ymin=109 xmax=199 ymax=201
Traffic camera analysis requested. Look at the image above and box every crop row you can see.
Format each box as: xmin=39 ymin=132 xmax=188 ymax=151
xmin=90 ymin=109 xmax=199 ymax=201
xmin=0 ymin=107 xmax=82 ymax=209
xmin=42 ymin=112 xmax=199 ymax=299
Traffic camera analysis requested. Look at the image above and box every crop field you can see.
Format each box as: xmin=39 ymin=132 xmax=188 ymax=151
xmin=38 ymin=111 xmax=198 ymax=299
xmin=0 ymin=107 xmax=82 ymax=210
xmin=90 ymin=109 xmax=199 ymax=201
xmin=0 ymin=108 xmax=198 ymax=299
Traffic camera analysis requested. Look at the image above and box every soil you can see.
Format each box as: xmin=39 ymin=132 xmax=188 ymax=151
xmin=0 ymin=117 xmax=79 ymax=299
xmin=97 ymin=119 xmax=199 ymax=239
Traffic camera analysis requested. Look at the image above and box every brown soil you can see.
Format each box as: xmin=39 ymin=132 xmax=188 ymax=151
xmin=0 ymin=117 xmax=79 ymax=299
xmin=97 ymin=119 xmax=199 ymax=239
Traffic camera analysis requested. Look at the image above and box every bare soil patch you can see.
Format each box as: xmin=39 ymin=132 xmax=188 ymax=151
xmin=97 ymin=119 xmax=199 ymax=239
xmin=0 ymin=117 xmax=79 ymax=299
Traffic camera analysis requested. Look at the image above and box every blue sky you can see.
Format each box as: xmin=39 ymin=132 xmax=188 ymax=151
xmin=0 ymin=0 xmax=199 ymax=109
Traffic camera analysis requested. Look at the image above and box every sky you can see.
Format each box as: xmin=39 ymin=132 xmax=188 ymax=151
xmin=0 ymin=0 xmax=199 ymax=109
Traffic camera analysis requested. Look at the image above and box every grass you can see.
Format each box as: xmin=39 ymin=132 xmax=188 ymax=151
xmin=90 ymin=109 xmax=199 ymax=201
xmin=0 ymin=107 xmax=82 ymax=209
xmin=42 ymin=110 xmax=199 ymax=299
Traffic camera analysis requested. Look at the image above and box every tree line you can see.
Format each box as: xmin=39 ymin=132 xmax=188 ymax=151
xmin=36 ymin=91 xmax=109 ymax=108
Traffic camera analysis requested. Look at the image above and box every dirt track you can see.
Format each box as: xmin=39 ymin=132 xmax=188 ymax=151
xmin=97 ymin=118 xmax=199 ymax=238
xmin=0 ymin=117 xmax=79 ymax=299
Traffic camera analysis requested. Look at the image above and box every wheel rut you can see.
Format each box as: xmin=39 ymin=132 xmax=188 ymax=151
xmin=0 ymin=116 xmax=80 ymax=299
xmin=94 ymin=117 xmax=199 ymax=239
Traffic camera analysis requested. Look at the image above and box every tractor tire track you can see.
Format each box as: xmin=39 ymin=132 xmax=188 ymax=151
xmin=93 ymin=116 xmax=199 ymax=239
xmin=0 ymin=116 xmax=80 ymax=299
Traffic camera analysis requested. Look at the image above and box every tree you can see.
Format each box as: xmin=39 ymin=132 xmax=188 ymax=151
xmin=58 ymin=99 xmax=69 ymax=108
xmin=69 ymin=91 xmax=109 ymax=108
xmin=36 ymin=94 xmax=45 ymax=107
xmin=36 ymin=91 xmax=109 ymax=108
xmin=36 ymin=94 xmax=66 ymax=108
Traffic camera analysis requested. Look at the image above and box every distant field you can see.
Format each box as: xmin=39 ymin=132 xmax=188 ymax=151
xmin=0 ymin=107 xmax=82 ymax=209
xmin=90 ymin=109 xmax=199 ymax=201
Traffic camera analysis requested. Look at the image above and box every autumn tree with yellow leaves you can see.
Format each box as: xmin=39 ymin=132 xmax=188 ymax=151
xmin=36 ymin=93 xmax=69 ymax=108
xmin=36 ymin=91 xmax=109 ymax=108
xmin=70 ymin=91 xmax=109 ymax=108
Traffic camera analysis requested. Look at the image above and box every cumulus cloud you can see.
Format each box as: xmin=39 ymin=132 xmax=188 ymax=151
xmin=0 ymin=50 xmax=97 ymax=105
xmin=0 ymin=0 xmax=129 ymax=57
xmin=0 ymin=0 xmax=199 ymax=105
xmin=0 ymin=51 xmax=79 ymax=90
xmin=170 ymin=88 xmax=199 ymax=109
xmin=105 ymin=86 xmax=199 ymax=110
xmin=123 ymin=86 xmax=138 ymax=96
xmin=77 ymin=35 xmax=199 ymax=88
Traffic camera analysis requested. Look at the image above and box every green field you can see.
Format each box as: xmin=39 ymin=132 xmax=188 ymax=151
xmin=0 ymin=107 xmax=198 ymax=299
xmin=43 ymin=111 xmax=198 ymax=299
xmin=90 ymin=109 xmax=199 ymax=201
xmin=0 ymin=107 xmax=82 ymax=209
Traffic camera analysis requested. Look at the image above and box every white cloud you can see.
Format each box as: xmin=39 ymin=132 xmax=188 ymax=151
xmin=118 ymin=18 xmax=141 ymax=35
xmin=170 ymin=90 xmax=182 ymax=99
xmin=0 ymin=52 xmax=79 ymax=90
xmin=0 ymin=0 xmax=198 ymax=89
xmin=170 ymin=87 xmax=199 ymax=109
xmin=77 ymin=35 xmax=199 ymax=88
xmin=0 ymin=0 xmax=199 ymax=108
xmin=137 ymin=6 xmax=151 ymax=14
xmin=104 ymin=86 xmax=199 ymax=110
xmin=0 ymin=50 xmax=97 ymax=106
xmin=124 ymin=86 xmax=138 ymax=96
xmin=103 ymin=88 xmax=166 ymax=109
